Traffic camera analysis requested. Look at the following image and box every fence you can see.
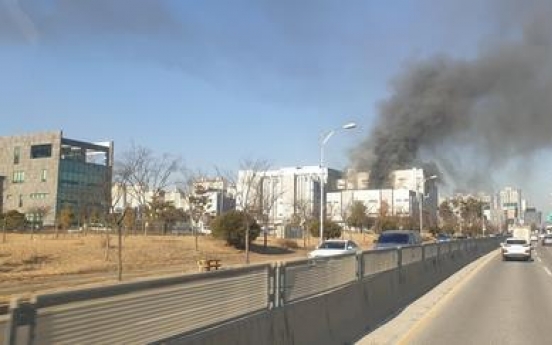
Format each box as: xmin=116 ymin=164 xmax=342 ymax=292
xmin=3 ymin=238 xmax=500 ymax=345
xmin=280 ymin=253 xmax=358 ymax=304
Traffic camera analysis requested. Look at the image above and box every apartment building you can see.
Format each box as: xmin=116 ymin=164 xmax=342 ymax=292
xmin=0 ymin=131 xmax=113 ymax=226
xmin=236 ymin=166 xmax=342 ymax=231
xmin=499 ymin=186 xmax=523 ymax=226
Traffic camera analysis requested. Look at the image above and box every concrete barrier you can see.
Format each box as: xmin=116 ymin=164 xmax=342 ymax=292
xmin=324 ymin=283 xmax=368 ymax=343
xmin=3 ymin=239 xmax=499 ymax=345
xmin=0 ymin=316 xmax=8 ymax=345
xmin=164 ymin=310 xmax=286 ymax=345
xmin=170 ymin=241 xmax=498 ymax=345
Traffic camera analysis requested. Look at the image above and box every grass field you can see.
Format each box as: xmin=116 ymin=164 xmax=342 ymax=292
xmin=0 ymin=231 xmax=377 ymax=286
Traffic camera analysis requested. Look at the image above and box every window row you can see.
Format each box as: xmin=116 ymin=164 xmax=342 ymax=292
xmin=5 ymin=193 xmax=50 ymax=208
xmin=11 ymin=170 xmax=48 ymax=183
xmin=30 ymin=193 xmax=49 ymax=200
xmin=13 ymin=144 xmax=53 ymax=163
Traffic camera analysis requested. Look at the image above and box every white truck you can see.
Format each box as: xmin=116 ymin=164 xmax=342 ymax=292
xmin=511 ymin=226 xmax=531 ymax=243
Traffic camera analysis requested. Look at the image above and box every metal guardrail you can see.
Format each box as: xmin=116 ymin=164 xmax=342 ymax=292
xmin=3 ymin=238 xmax=501 ymax=345
xmin=362 ymin=248 xmax=399 ymax=277
xmin=11 ymin=264 xmax=271 ymax=345
xmin=439 ymin=242 xmax=451 ymax=254
xmin=282 ymin=254 xmax=358 ymax=303
xmin=401 ymin=246 xmax=423 ymax=265
xmin=424 ymin=243 xmax=439 ymax=259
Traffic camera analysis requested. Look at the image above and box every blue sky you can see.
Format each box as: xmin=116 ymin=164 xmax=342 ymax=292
xmin=2 ymin=0 xmax=550 ymax=212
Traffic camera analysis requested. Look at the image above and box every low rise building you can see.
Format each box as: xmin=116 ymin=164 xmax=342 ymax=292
xmin=0 ymin=131 xmax=113 ymax=226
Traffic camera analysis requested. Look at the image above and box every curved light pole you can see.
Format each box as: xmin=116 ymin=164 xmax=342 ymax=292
xmin=419 ymin=174 xmax=437 ymax=232
xmin=319 ymin=122 xmax=357 ymax=244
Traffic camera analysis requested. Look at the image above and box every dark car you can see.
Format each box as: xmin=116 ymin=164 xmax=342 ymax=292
xmin=374 ymin=230 xmax=423 ymax=249
xmin=436 ymin=233 xmax=451 ymax=243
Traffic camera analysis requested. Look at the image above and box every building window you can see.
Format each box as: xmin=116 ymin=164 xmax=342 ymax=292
xmin=13 ymin=146 xmax=20 ymax=164
xmin=31 ymin=144 xmax=52 ymax=159
xmin=30 ymin=193 xmax=48 ymax=199
xmin=19 ymin=194 xmax=23 ymax=208
xmin=41 ymin=169 xmax=47 ymax=182
xmin=12 ymin=171 xmax=25 ymax=183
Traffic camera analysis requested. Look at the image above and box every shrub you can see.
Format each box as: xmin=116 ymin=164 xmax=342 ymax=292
xmin=2 ymin=210 xmax=26 ymax=230
xmin=211 ymin=211 xmax=260 ymax=249
xmin=307 ymin=219 xmax=342 ymax=239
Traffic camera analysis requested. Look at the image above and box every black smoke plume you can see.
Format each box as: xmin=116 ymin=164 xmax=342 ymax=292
xmin=352 ymin=0 xmax=552 ymax=190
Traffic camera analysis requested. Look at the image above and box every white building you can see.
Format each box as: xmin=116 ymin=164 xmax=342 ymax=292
xmin=499 ymin=186 xmax=523 ymax=226
xmin=327 ymin=167 xmax=439 ymax=230
xmin=392 ymin=168 xmax=439 ymax=224
xmin=192 ymin=177 xmax=235 ymax=216
xmin=327 ymin=189 xmax=419 ymax=225
xmin=112 ymin=185 xmax=188 ymax=213
xmin=236 ymin=166 xmax=342 ymax=233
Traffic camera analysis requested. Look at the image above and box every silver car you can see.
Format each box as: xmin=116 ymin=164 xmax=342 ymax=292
xmin=542 ymin=234 xmax=552 ymax=246
xmin=308 ymin=239 xmax=360 ymax=258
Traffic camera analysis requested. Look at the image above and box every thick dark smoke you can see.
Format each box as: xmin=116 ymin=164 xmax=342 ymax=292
xmin=352 ymin=0 xmax=552 ymax=190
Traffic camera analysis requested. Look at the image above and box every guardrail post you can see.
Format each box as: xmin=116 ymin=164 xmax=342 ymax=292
xmin=277 ymin=262 xmax=286 ymax=308
xmin=269 ymin=263 xmax=277 ymax=310
xmin=4 ymin=297 xmax=36 ymax=345
xmin=397 ymin=247 xmax=403 ymax=283
xmin=356 ymin=252 xmax=364 ymax=280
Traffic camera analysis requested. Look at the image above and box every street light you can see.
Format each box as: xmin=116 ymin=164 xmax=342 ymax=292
xmin=319 ymin=122 xmax=357 ymax=244
xmin=419 ymin=174 xmax=437 ymax=233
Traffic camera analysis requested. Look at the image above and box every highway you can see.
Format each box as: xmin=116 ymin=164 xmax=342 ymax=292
xmin=397 ymin=243 xmax=552 ymax=345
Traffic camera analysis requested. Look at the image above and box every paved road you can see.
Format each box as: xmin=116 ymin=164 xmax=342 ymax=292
xmin=400 ymin=244 xmax=552 ymax=345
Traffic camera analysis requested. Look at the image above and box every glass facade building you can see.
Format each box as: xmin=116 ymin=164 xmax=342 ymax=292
xmin=0 ymin=131 xmax=113 ymax=227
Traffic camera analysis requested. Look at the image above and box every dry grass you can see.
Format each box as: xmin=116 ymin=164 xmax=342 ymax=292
xmin=0 ymin=231 xmax=377 ymax=303
xmin=0 ymin=231 xmax=376 ymax=279
xmin=0 ymin=233 xmax=245 ymax=281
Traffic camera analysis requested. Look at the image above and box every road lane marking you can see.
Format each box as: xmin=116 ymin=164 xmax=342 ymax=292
xmin=544 ymin=267 xmax=552 ymax=277
xmin=396 ymin=251 xmax=498 ymax=345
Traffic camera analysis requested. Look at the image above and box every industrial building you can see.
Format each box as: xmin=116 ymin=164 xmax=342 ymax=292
xmin=0 ymin=131 xmax=113 ymax=227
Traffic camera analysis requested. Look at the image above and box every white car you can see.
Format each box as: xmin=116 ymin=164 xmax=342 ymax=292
xmin=542 ymin=234 xmax=552 ymax=246
xmin=308 ymin=239 xmax=360 ymax=258
xmin=501 ymin=238 xmax=532 ymax=261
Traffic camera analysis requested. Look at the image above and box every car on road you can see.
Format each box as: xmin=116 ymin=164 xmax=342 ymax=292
xmin=436 ymin=233 xmax=452 ymax=243
xmin=501 ymin=238 xmax=532 ymax=261
xmin=307 ymin=239 xmax=360 ymax=258
xmin=374 ymin=230 xmax=422 ymax=249
xmin=542 ymin=234 xmax=552 ymax=246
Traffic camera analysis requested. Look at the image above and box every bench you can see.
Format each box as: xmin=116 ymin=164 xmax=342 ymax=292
xmin=197 ymin=259 xmax=222 ymax=272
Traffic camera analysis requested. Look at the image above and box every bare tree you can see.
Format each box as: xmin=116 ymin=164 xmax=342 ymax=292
xmin=1 ymin=176 xmax=5 ymax=243
xmin=258 ymin=175 xmax=286 ymax=249
xmin=26 ymin=205 xmax=52 ymax=239
xmin=229 ymin=159 xmax=271 ymax=264
xmin=117 ymin=143 xmax=181 ymax=235
xmin=294 ymin=198 xmax=315 ymax=247
xmin=346 ymin=201 xmax=368 ymax=236
xmin=180 ymin=169 xmax=211 ymax=251
xmin=1 ymin=213 xmax=6 ymax=243
xmin=101 ymin=158 xmax=134 ymax=281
